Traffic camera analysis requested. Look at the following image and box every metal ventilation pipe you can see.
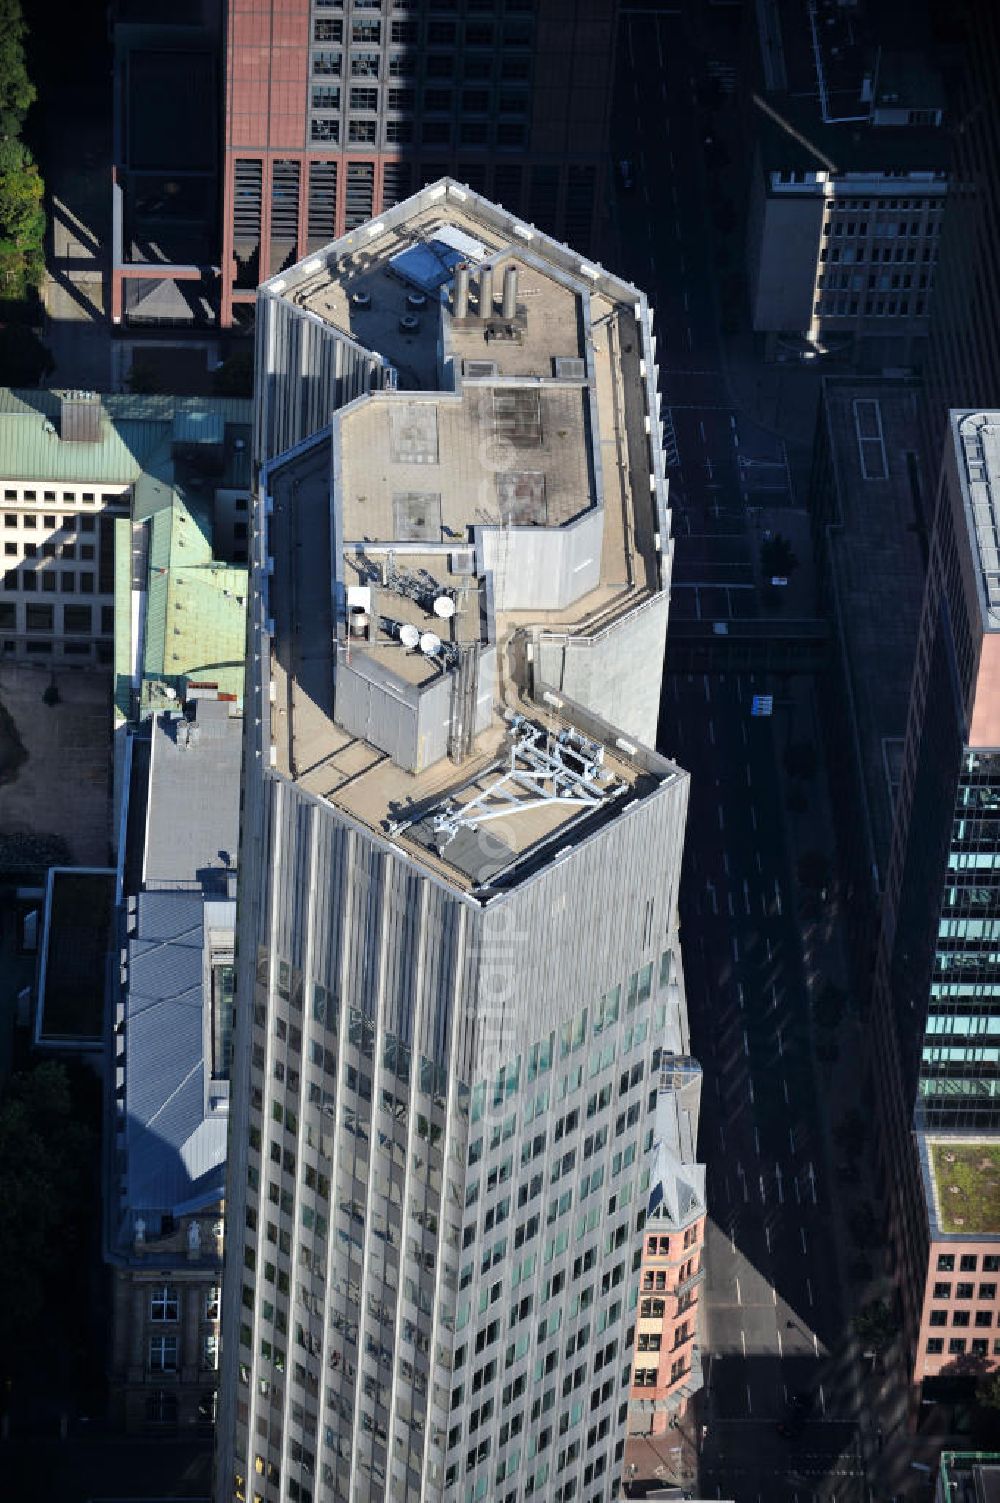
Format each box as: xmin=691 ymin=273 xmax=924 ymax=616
xmin=479 ymin=265 xmax=494 ymax=320
xmin=454 ymin=262 xmax=470 ymax=318
xmin=502 ymin=264 xmax=518 ymax=320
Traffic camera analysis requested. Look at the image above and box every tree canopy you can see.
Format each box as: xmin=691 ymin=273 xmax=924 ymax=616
xmin=0 ymin=2 xmax=43 ymax=303
xmin=0 ymin=1062 xmax=96 ymax=1374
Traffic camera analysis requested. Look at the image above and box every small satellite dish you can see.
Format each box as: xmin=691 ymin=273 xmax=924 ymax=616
xmin=433 ymin=595 xmax=456 ymax=620
xmin=399 ymin=624 xmax=420 ymax=649
xmin=419 ymin=632 xmax=442 ymax=657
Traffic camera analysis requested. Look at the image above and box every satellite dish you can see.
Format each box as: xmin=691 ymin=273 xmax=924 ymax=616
xmin=419 ymin=632 xmax=442 ymax=657
xmin=433 ymin=595 xmax=456 ymax=619
xmin=399 ymin=624 xmax=420 ymax=649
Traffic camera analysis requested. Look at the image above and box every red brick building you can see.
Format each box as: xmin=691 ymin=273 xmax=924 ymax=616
xmin=112 ymin=0 xmax=619 ymax=330
xmin=629 ymin=1067 xmax=707 ymax=1435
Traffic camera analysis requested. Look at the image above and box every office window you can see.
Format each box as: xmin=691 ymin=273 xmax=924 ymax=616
xmin=312 ymin=86 xmax=340 ymax=109
xmin=351 ymin=18 xmax=380 ymax=43
xmin=937 ymin=1255 xmax=955 ymax=1272
xmin=42 ymin=573 xmax=56 ymax=592
xmin=311 ymin=119 xmax=340 ymax=142
xmin=146 ymin=1391 xmax=178 ymax=1424
xmin=961 ymin=1255 xmax=978 ymax=1272
xmin=956 ymin=1283 xmax=975 ymax=1299
xmin=3 ymin=514 xmax=15 ymax=527
xmin=313 ymin=50 xmax=342 ymax=76
xmin=422 ymin=121 xmax=451 ymax=145
xmin=933 ymin=1282 xmax=951 ymax=1299
xmin=350 ymin=50 xmax=379 ymax=77
xmin=149 ymin=1335 xmax=178 ymax=1372
xmin=80 ymin=572 xmax=94 ymax=594
xmin=348 ymin=119 xmax=377 ymax=144
xmin=947 ymin=1338 xmax=966 ymax=1355
xmin=952 ymin=1310 xmax=970 ymax=1327
xmin=25 ymin=601 xmax=53 ymax=631
xmin=975 ymin=1311 xmax=993 ymax=1328
xmin=203 ymin=1334 xmax=220 ymax=1370
xmin=386 ymin=120 xmax=412 ymax=144
xmin=63 ymin=605 xmax=91 ymax=635
xmin=928 ymin=1310 xmax=947 ymax=1327
xmin=314 ymin=18 xmax=343 ymax=42
xmin=3 ymin=542 xmax=14 ymax=557
xmin=349 ymin=86 xmax=378 ymax=110
xmin=150 ymin=1285 xmax=179 ymax=1322
xmin=22 ymin=513 xmax=35 ymax=528
xmin=205 ymin=1286 xmax=221 ymax=1322
xmin=60 ymin=573 xmax=75 ymax=593
xmin=79 ymin=515 xmax=95 ymax=532
xmin=979 ymin=1284 xmax=997 ymax=1301
xmin=925 ymin=1338 xmax=944 ymax=1355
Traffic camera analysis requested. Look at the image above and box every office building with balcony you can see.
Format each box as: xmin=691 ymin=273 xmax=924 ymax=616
xmin=871 ymin=411 xmax=1000 ymax=1395
xmin=746 ymin=0 xmax=949 ymax=365
xmin=112 ymin=0 xmax=619 ymax=331
xmin=215 ymin=179 xmax=703 ymax=1503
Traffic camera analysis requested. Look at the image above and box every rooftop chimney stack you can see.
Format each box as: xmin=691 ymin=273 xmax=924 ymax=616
xmin=478 ymin=265 xmax=494 ymax=321
xmin=502 ymin=264 xmax=518 ymax=321
xmin=59 ymin=390 xmax=102 ymax=443
xmin=454 ymin=262 xmax=470 ymax=319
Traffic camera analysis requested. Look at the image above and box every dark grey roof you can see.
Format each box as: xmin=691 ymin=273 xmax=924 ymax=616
xmin=142 ymin=700 xmax=242 ymax=888
xmin=124 ymin=889 xmax=230 ymax=1214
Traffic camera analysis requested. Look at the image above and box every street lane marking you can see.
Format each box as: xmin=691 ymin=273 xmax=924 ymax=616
xmin=800 ymin=1227 xmax=807 ymax=1255
xmin=806 ymin=1277 xmax=814 ymax=1306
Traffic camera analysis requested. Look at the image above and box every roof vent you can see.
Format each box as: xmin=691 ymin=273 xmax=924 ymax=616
xmin=59 ymin=390 xmax=102 ymax=443
xmin=464 ymin=360 xmax=498 ymax=379
xmin=554 ymin=357 xmax=586 ymax=381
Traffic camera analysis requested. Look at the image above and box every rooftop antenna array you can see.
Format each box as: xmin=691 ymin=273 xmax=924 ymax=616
xmin=385 ymin=555 xmax=457 ymax=618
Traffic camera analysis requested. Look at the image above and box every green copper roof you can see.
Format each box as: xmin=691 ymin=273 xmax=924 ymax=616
xmin=141 ymin=487 xmax=247 ymax=706
xmin=0 ymin=390 xmax=251 ymax=485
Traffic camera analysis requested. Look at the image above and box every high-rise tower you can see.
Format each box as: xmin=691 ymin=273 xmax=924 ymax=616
xmin=216 ymin=180 xmax=701 ymax=1503
xmin=871 ymin=411 xmax=1000 ymax=1392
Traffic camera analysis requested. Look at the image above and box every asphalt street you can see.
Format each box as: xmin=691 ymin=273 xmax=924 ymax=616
xmin=611 ymin=6 xmax=866 ymax=1499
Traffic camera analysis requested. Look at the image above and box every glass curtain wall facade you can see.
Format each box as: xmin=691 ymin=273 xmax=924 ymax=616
xmin=922 ymin=749 xmax=1000 ymax=1126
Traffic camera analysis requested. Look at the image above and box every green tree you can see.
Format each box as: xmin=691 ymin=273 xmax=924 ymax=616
xmin=977 ymin=1371 xmax=1000 ymax=1410
xmin=0 ymin=320 xmax=51 ymax=384
xmin=853 ymin=1298 xmax=899 ymax=1353
xmin=0 ymin=0 xmax=35 ymax=138
xmin=0 ymin=137 xmax=44 ymax=297
xmin=0 ymin=1062 xmax=95 ymax=1370
xmin=761 ymin=532 xmax=798 ymax=579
